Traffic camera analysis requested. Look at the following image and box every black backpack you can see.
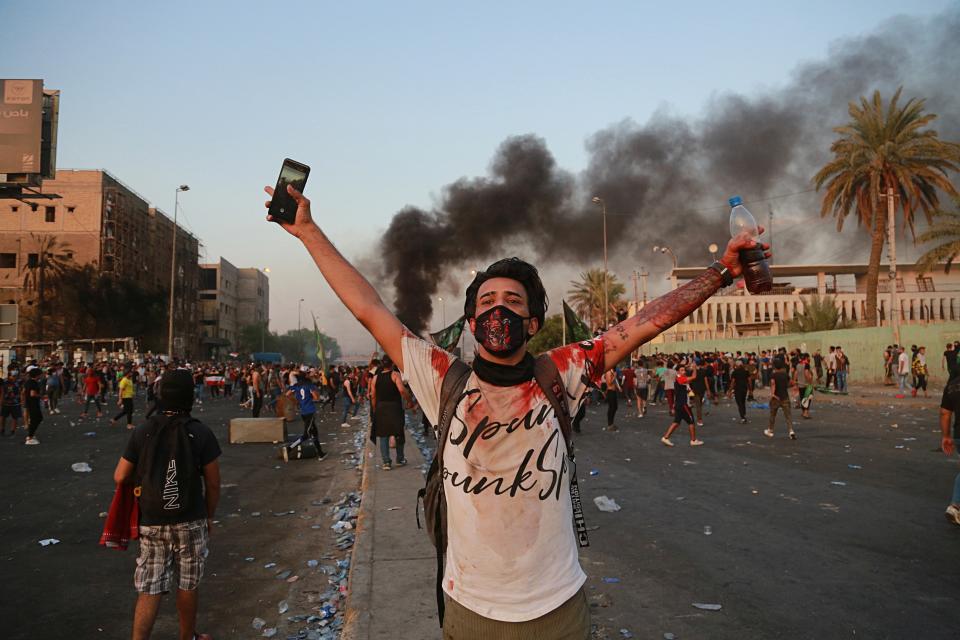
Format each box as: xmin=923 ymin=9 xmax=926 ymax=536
xmin=416 ymin=355 xmax=589 ymax=626
xmin=136 ymin=414 xmax=199 ymax=520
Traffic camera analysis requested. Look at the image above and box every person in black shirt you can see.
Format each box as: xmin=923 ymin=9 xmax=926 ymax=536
xmin=730 ymin=359 xmax=751 ymax=423
xmin=689 ymin=362 xmax=709 ymax=426
xmin=112 ymin=369 xmax=221 ymax=640
xmin=24 ymin=367 xmax=43 ymax=445
xmin=661 ymin=364 xmax=704 ymax=447
xmin=765 ymin=361 xmax=796 ymax=440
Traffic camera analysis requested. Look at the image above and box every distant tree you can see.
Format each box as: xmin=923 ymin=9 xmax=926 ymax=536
xmin=527 ymin=314 xmax=564 ymax=354
xmin=783 ymin=295 xmax=854 ymax=334
xmin=21 ymin=234 xmax=74 ymax=340
xmin=915 ymin=197 xmax=960 ymax=274
xmin=567 ymin=269 xmax=625 ymax=331
xmin=814 ymin=88 xmax=960 ymax=326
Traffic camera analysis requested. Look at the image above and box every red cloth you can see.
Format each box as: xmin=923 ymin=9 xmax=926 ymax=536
xmin=99 ymin=484 xmax=139 ymax=551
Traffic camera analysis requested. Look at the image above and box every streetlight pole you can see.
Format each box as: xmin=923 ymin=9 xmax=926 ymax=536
xmin=438 ymin=296 xmax=446 ymax=328
xmin=167 ymin=185 xmax=189 ymax=360
xmin=297 ymin=298 xmax=304 ymax=363
xmin=592 ymin=196 xmax=609 ymax=329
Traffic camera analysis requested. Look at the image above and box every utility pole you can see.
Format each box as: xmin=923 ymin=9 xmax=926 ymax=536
xmin=640 ymin=268 xmax=648 ymax=304
xmin=631 ymin=270 xmax=639 ymax=313
xmin=881 ymin=187 xmax=900 ymax=344
xmin=768 ymin=206 xmax=774 ymax=264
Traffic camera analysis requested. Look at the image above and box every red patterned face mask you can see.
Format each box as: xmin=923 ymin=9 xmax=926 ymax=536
xmin=473 ymin=305 xmax=530 ymax=356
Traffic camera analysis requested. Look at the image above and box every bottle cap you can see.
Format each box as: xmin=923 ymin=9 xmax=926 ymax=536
xmin=728 ymin=196 xmax=743 ymax=207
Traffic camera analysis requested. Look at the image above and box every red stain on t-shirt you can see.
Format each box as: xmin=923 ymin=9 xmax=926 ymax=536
xmin=448 ymin=579 xmax=455 ymax=591
xmin=431 ymin=348 xmax=452 ymax=378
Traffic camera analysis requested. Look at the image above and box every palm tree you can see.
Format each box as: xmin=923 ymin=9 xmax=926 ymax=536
xmin=915 ymin=198 xmax=960 ymax=274
xmin=783 ymin=295 xmax=854 ymax=334
xmin=21 ymin=234 xmax=74 ymax=340
xmin=567 ymin=269 xmax=625 ymax=331
xmin=814 ymin=88 xmax=960 ymax=326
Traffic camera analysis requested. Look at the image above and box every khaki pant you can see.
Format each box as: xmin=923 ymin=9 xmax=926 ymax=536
xmin=443 ymin=588 xmax=590 ymax=640
xmin=769 ymin=396 xmax=793 ymax=432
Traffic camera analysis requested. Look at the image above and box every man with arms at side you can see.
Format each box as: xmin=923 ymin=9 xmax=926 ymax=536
xmin=264 ymin=183 xmax=767 ymax=637
xmin=113 ymin=370 xmax=221 ymax=640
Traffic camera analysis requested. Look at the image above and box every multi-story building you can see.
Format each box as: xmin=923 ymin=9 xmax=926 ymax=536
xmin=0 ymin=169 xmax=200 ymax=355
xmin=199 ymin=257 xmax=269 ymax=358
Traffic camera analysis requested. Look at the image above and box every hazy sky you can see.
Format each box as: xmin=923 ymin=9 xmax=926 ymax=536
xmin=1 ymin=1 xmax=953 ymax=354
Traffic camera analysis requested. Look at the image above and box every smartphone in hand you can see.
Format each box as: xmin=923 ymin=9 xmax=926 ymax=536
xmin=268 ymin=158 xmax=310 ymax=225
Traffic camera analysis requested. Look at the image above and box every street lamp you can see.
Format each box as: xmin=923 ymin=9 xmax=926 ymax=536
xmin=438 ymin=296 xmax=446 ymax=328
xmin=652 ymin=245 xmax=678 ymax=278
xmin=592 ymin=196 xmax=609 ymax=329
xmin=708 ymin=243 xmax=719 ymax=262
xmin=167 ymin=184 xmax=189 ymax=360
xmin=297 ymin=298 xmax=304 ymax=362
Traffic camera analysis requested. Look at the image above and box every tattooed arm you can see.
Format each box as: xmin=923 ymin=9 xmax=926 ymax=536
xmin=601 ymin=231 xmax=770 ymax=372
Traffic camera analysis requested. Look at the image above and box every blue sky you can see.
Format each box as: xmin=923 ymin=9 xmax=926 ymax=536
xmin=1 ymin=0 xmax=953 ymax=353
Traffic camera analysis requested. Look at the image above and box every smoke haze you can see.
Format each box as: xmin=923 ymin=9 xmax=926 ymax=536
xmin=376 ymin=8 xmax=960 ymax=335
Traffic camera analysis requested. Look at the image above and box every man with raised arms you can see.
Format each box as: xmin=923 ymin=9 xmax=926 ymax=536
xmin=264 ymin=183 xmax=769 ymax=639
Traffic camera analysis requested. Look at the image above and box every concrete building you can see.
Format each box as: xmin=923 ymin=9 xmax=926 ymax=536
xmin=0 ymin=169 xmax=200 ymax=355
xmin=645 ymin=262 xmax=960 ymax=343
xmin=199 ymin=257 xmax=269 ymax=358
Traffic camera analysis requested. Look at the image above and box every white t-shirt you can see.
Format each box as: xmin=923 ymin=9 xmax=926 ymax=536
xmin=402 ymin=334 xmax=604 ymax=622
xmin=897 ymin=351 xmax=909 ymax=375
xmin=662 ymin=367 xmax=677 ymax=390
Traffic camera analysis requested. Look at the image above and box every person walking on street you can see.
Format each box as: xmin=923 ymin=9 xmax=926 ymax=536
xmin=940 ymin=346 xmax=960 ymax=525
xmin=1 ymin=369 xmax=23 ymax=436
xmin=602 ymin=368 xmax=621 ymax=432
xmin=765 ymin=361 xmax=797 ymax=440
xmin=370 ymin=355 xmax=411 ymax=470
xmin=112 ymin=369 xmax=221 ymax=640
xmin=730 ymin=359 xmax=750 ymax=423
xmin=661 ymin=363 xmax=703 ymax=447
xmin=251 ymin=365 xmax=264 ymax=417
xmin=897 ymin=346 xmax=911 ymax=395
xmin=340 ymin=371 xmax=359 ymax=427
xmin=112 ymin=368 xmax=136 ymax=429
xmin=46 ymin=365 xmax=62 ymax=414
xmin=834 ymin=346 xmax=849 ymax=393
xmin=284 ymin=371 xmax=327 ymax=461
xmin=82 ymin=366 xmax=104 ymax=418
xmin=635 ymin=360 xmax=649 ymax=418
xmin=912 ymin=346 xmax=929 ymax=398
xmin=799 ymin=355 xmax=815 ymax=419
xmin=24 ymin=366 xmax=43 ymax=445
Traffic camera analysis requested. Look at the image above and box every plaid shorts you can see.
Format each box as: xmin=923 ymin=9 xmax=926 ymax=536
xmin=135 ymin=519 xmax=209 ymax=594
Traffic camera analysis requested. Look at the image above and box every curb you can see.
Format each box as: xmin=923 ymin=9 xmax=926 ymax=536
xmin=340 ymin=435 xmax=375 ymax=640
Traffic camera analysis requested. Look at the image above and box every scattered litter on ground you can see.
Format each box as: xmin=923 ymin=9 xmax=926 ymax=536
xmin=703 ymin=526 xmax=712 ymax=536
xmin=589 ymin=469 xmax=600 ymax=476
xmin=251 ymin=512 xmax=262 ymax=517
xmin=895 ymin=445 xmax=905 ymax=449
xmin=847 ymin=464 xmax=862 ymax=470
xmin=602 ymin=577 xmax=620 ymax=583
xmin=276 ymin=570 xmax=292 ymax=580
xmin=594 ymin=496 xmax=621 ymax=512
xmin=663 ymin=634 xmax=677 ymax=640
xmin=307 ymin=559 xmax=319 ymax=568
xmin=264 ymin=562 xmax=276 ymax=569
xmin=902 ymin=437 xmax=917 ymax=441
xmin=890 ymin=423 xmax=898 ymax=428
xmin=619 ymin=629 xmax=634 ymax=638
xmin=818 ymin=503 xmax=840 ymax=513
xmin=830 ymin=481 xmax=847 ymax=486
xmin=385 ymin=506 xmax=402 ymax=511
xmin=262 ymin=627 xmax=277 ymax=638
xmin=83 ymin=431 xmax=95 ymax=437
xmin=252 ymin=617 xmax=266 ymax=630
xmin=98 ymin=511 xmax=108 ymax=518
xmin=38 ymin=538 xmax=60 ymax=546
xmin=278 ymin=600 xmax=289 ymax=614
xmin=751 ymin=489 xmax=759 ymax=495
xmin=245 ymin=557 xmax=255 ymax=562
xmin=590 ymin=592 xmax=613 ymax=608
xmin=71 ymin=462 xmax=92 ymax=473
xmin=692 ymin=603 xmax=722 ymax=611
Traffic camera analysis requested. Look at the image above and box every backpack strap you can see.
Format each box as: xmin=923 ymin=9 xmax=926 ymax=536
xmin=420 ymin=358 xmax=471 ymax=628
xmin=533 ymin=355 xmax=590 ymax=548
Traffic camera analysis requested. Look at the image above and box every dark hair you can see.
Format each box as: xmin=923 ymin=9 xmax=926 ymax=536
xmin=463 ymin=257 xmax=548 ymax=327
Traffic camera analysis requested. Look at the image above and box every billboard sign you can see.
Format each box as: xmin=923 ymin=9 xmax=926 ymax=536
xmin=0 ymin=79 xmax=43 ymax=175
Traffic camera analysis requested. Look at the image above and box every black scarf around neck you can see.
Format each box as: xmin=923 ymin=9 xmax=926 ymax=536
xmin=472 ymin=352 xmax=535 ymax=387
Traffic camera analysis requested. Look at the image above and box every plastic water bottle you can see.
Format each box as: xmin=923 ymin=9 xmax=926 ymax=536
xmin=728 ymin=196 xmax=772 ymax=293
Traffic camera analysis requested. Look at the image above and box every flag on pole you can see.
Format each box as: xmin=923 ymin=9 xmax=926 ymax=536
xmin=312 ymin=312 xmax=326 ymax=371
xmin=430 ymin=315 xmax=466 ymax=352
xmin=562 ymin=300 xmax=592 ymax=343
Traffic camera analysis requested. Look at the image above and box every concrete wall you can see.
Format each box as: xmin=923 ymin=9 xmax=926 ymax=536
xmin=651 ymin=323 xmax=960 ymax=384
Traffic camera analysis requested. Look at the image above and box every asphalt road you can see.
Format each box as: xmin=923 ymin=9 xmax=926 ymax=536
xmin=2 ymin=385 xmax=958 ymax=640
xmin=573 ymin=390 xmax=960 ymax=640
xmin=0 ymin=390 xmax=366 ymax=640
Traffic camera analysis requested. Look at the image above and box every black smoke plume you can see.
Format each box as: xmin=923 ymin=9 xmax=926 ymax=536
xmin=377 ymin=9 xmax=959 ymax=335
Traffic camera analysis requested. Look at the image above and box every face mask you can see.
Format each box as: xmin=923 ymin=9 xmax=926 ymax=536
xmin=473 ymin=305 xmax=531 ymax=357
